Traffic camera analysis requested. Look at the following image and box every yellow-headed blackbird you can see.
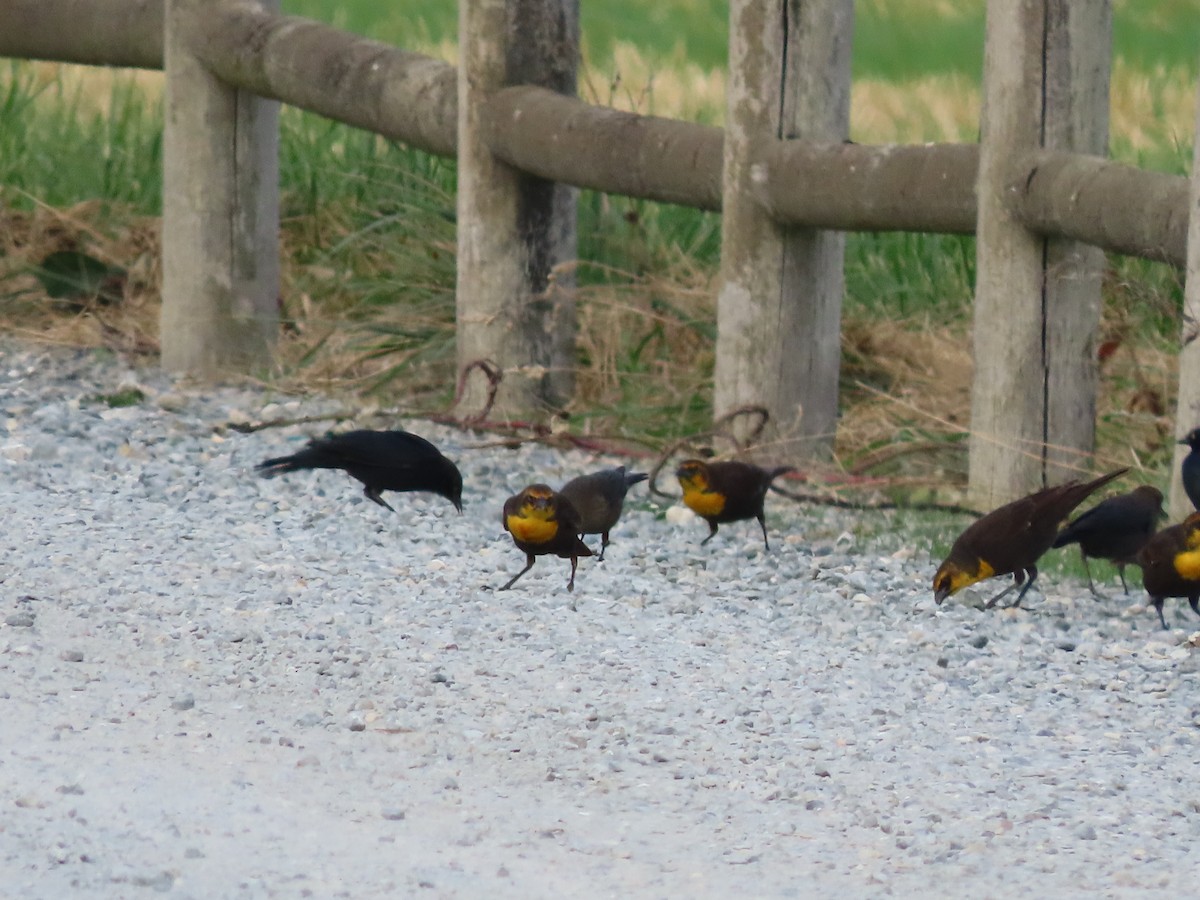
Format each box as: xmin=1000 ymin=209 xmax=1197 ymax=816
xmin=676 ymin=458 xmax=795 ymax=550
xmin=1180 ymin=428 xmax=1200 ymax=510
xmin=1135 ymin=512 xmax=1200 ymax=630
xmin=501 ymin=484 xmax=593 ymax=592
xmin=1051 ymin=485 xmax=1164 ymax=595
xmin=257 ymin=429 xmax=463 ymax=512
xmin=558 ymin=466 xmax=648 ymax=560
xmin=933 ymin=468 xmax=1128 ymax=608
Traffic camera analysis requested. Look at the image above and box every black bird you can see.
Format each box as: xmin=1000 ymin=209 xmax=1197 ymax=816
xmin=1136 ymin=512 xmax=1200 ymax=630
xmin=676 ymin=458 xmax=794 ymax=550
xmin=933 ymin=468 xmax=1128 ymax=608
xmin=501 ymin=484 xmax=593 ymax=592
xmin=257 ymin=429 xmax=463 ymax=512
xmin=1051 ymin=485 xmax=1164 ymax=595
xmin=1180 ymin=427 xmax=1200 ymax=510
xmin=558 ymin=466 xmax=648 ymax=560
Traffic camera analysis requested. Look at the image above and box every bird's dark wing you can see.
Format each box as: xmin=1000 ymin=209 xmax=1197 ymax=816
xmin=319 ymin=430 xmax=446 ymax=470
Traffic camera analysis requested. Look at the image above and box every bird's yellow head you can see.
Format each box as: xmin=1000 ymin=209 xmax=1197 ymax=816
xmin=675 ymin=459 xmax=710 ymax=490
xmin=506 ymin=484 xmax=560 ymax=544
xmin=676 ymin=459 xmax=725 ymax=517
xmin=933 ymin=557 xmax=994 ymax=604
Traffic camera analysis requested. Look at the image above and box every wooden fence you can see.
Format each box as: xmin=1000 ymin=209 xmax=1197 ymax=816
xmin=1 ymin=0 xmax=1197 ymax=515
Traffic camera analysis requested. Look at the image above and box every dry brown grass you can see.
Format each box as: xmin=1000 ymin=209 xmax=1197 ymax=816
xmin=1110 ymin=59 xmax=1197 ymax=158
xmin=16 ymin=61 xmax=164 ymax=112
xmin=0 ymin=200 xmax=161 ymax=356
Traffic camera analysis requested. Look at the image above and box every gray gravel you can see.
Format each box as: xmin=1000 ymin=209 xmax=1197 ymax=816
xmin=3 ymin=339 xmax=1200 ymax=898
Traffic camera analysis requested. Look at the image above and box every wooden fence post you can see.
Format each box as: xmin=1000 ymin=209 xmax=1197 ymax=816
xmin=161 ymin=0 xmax=280 ymax=376
xmin=970 ymin=0 xmax=1111 ymax=507
xmin=1168 ymin=82 xmax=1200 ymax=520
xmin=714 ymin=0 xmax=854 ymax=460
xmin=456 ymin=0 xmax=579 ymax=421
xmin=1042 ymin=3 xmax=1111 ymax=488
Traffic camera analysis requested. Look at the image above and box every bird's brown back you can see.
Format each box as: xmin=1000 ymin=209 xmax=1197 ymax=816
xmin=559 ymin=467 xmax=647 ymax=535
xmin=948 ymin=468 xmax=1129 ymax=577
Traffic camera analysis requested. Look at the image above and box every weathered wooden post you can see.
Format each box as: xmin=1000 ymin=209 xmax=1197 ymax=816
xmin=1168 ymin=82 xmax=1200 ymax=520
xmin=456 ymin=0 xmax=579 ymax=421
xmin=970 ymin=0 xmax=1111 ymax=507
xmin=161 ymin=0 xmax=280 ymax=376
xmin=714 ymin=0 xmax=854 ymax=460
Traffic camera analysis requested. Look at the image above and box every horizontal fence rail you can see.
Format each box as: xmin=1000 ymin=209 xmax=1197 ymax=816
xmin=1 ymin=0 xmax=163 ymax=69
xmin=196 ymin=5 xmax=458 ymax=158
xmin=752 ymin=141 xmax=979 ymax=235
xmin=482 ymin=86 xmax=724 ymax=212
xmin=1009 ymin=150 xmax=1189 ymax=266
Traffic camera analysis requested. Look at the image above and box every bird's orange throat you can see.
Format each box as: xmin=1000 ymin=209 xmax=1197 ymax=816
xmin=506 ymin=509 xmax=559 ymax=544
xmin=679 ymin=475 xmax=725 ymax=518
xmin=1174 ymin=550 xmax=1200 ymax=581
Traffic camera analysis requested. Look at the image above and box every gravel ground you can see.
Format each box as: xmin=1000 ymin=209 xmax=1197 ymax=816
xmin=3 ymin=339 xmax=1200 ymax=898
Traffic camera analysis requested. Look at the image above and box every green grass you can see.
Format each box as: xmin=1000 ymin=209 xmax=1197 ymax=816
xmin=277 ymin=0 xmax=1200 ymax=79
xmin=0 ymin=65 xmax=162 ymax=210
xmin=845 ymin=232 xmax=976 ymax=323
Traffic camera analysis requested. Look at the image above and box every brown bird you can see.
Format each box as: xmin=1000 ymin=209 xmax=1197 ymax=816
xmin=1135 ymin=512 xmax=1200 ymax=630
xmin=257 ymin=429 xmax=463 ymax=512
xmin=676 ymin=458 xmax=794 ymax=550
xmin=558 ymin=466 xmax=648 ymax=560
xmin=933 ymin=468 xmax=1128 ymax=608
xmin=500 ymin=484 xmax=593 ymax=592
xmin=1051 ymin=485 xmax=1165 ymax=595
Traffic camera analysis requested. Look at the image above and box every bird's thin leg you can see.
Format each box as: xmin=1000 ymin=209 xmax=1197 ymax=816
xmin=1117 ymin=564 xmax=1129 ymax=596
xmin=500 ymin=555 xmax=536 ymax=591
xmin=1189 ymin=596 xmax=1200 ymax=620
xmin=757 ymin=514 xmax=770 ymax=551
xmin=567 ymin=555 xmax=579 ymax=592
xmin=1009 ymin=568 xmax=1039 ymax=608
xmin=984 ymin=577 xmax=1019 ymax=609
xmin=598 ymin=531 xmax=610 ymax=562
xmin=1155 ymin=598 xmax=1168 ymax=631
xmin=1081 ymin=550 xmax=1097 ymax=597
xmin=364 ymin=486 xmax=395 ymax=512
xmin=700 ymin=522 xmax=719 ymax=546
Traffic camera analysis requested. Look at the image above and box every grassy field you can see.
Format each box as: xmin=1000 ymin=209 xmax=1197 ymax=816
xmin=0 ymin=0 xmax=1196 ymax=515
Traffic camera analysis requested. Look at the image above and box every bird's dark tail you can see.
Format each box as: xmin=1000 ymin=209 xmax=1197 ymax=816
xmin=1050 ymin=529 xmax=1074 ymax=550
xmin=256 ymin=449 xmax=322 ymax=478
xmin=1065 ymin=467 xmax=1128 ymax=505
xmin=767 ymin=466 xmax=795 ymax=483
xmin=1046 ymin=467 xmax=1129 ymax=523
